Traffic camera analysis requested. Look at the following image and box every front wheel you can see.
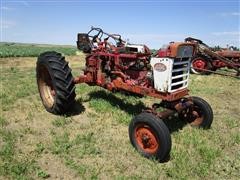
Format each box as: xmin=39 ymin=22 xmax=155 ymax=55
xmin=178 ymin=97 xmax=213 ymax=129
xmin=129 ymin=112 xmax=171 ymax=162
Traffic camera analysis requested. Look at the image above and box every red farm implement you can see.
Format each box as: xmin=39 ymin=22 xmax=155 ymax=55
xmin=185 ymin=37 xmax=240 ymax=78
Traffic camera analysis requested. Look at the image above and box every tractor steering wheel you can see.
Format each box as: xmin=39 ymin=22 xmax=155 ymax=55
xmin=92 ymin=35 xmax=100 ymax=43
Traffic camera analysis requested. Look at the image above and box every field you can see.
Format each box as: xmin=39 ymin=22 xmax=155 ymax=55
xmin=0 ymin=42 xmax=77 ymax=58
xmin=0 ymin=52 xmax=240 ymax=179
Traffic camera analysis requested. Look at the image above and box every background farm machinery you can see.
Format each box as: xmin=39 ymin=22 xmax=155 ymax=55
xmin=36 ymin=27 xmax=213 ymax=162
xmin=185 ymin=37 xmax=240 ymax=77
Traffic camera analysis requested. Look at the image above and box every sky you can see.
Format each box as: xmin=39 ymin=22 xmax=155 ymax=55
xmin=1 ymin=0 xmax=240 ymax=49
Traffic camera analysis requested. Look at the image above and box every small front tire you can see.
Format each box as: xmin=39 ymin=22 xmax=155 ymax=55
xmin=129 ymin=112 xmax=171 ymax=162
xmin=178 ymin=97 xmax=213 ymax=129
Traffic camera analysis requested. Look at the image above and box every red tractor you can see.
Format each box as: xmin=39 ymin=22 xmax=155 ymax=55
xmin=185 ymin=37 xmax=240 ymax=77
xmin=36 ymin=27 xmax=213 ymax=162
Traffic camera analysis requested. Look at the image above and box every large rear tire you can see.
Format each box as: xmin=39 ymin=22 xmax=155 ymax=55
xmin=129 ymin=112 xmax=171 ymax=162
xmin=36 ymin=51 xmax=76 ymax=114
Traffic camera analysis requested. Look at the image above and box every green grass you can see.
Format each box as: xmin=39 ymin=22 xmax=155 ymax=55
xmin=0 ymin=129 xmax=36 ymax=179
xmin=0 ymin=120 xmax=50 ymax=179
xmin=50 ymin=131 xmax=100 ymax=178
xmin=0 ymin=56 xmax=239 ymax=179
xmin=0 ymin=67 xmax=37 ymax=111
xmin=0 ymin=42 xmax=77 ymax=57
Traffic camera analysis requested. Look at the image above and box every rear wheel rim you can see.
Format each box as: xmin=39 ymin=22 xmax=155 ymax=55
xmin=192 ymin=58 xmax=208 ymax=73
xmin=38 ymin=65 xmax=55 ymax=108
xmin=134 ymin=124 xmax=159 ymax=154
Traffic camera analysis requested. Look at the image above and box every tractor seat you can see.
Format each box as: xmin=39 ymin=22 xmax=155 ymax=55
xmin=77 ymin=33 xmax=92 ymax=53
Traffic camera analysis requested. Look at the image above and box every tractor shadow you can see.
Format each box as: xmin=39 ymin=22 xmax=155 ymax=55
xmin=65 ymin=99 xmax=86 ymax=116
xmin=163 ymin=117 xmax=187 ymax=134
xmin=88 ymin=90 xmax=145 ymax=116
xmin=88 ymin=90 xmax=187 ymax=133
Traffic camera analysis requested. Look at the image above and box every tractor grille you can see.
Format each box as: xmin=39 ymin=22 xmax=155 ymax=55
xmin=169 ymin=57 xmax=190 ymax=92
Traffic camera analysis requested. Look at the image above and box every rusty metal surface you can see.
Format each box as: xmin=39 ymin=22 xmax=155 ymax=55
xmin=190 ymin=67 xmax=240 ymax=78
xmin=75 ymin=27 xmax=195 ymax=104
xmin=216 ymin=50 xmax=240 ymax=58
xmin=168 ymin=42 xmax=196 ymax=58
xmin=142 ymin=98 xmax=194 ymax=120
xmin=185 ymin=37 xmax=240 ymax=77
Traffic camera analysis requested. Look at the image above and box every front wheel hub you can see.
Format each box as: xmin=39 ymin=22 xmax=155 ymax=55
xmin=190 ymin=110 xmax=203 ymax=126
xmin=180 ymin=107 xmax=203 ymax=126
xmin=135 ymin=124 xmax=159 ymax=154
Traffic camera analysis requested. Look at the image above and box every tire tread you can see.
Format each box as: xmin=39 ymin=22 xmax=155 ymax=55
xmin=36 ymin=51 xmax=76 ymax=114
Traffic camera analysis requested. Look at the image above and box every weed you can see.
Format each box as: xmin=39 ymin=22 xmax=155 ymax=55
xmin=65 ymin=158 xmax=87 ymax=176
xmin=37 ymin=169 xmax=50 ymax=178
xmin=0 ymin=130 xmax=16 ymax=161
xmin=51 ymin=132 xmax=72 ymax=155
xmin=52 ymin=116 xmax=72 ymax=127
xmin=0 ymin=116 xmax=8 ymax=126
xmin=35 ymin=143 xmax=45 ymax=154
xmin=232 ymin=133 xmax=240 ymax=145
